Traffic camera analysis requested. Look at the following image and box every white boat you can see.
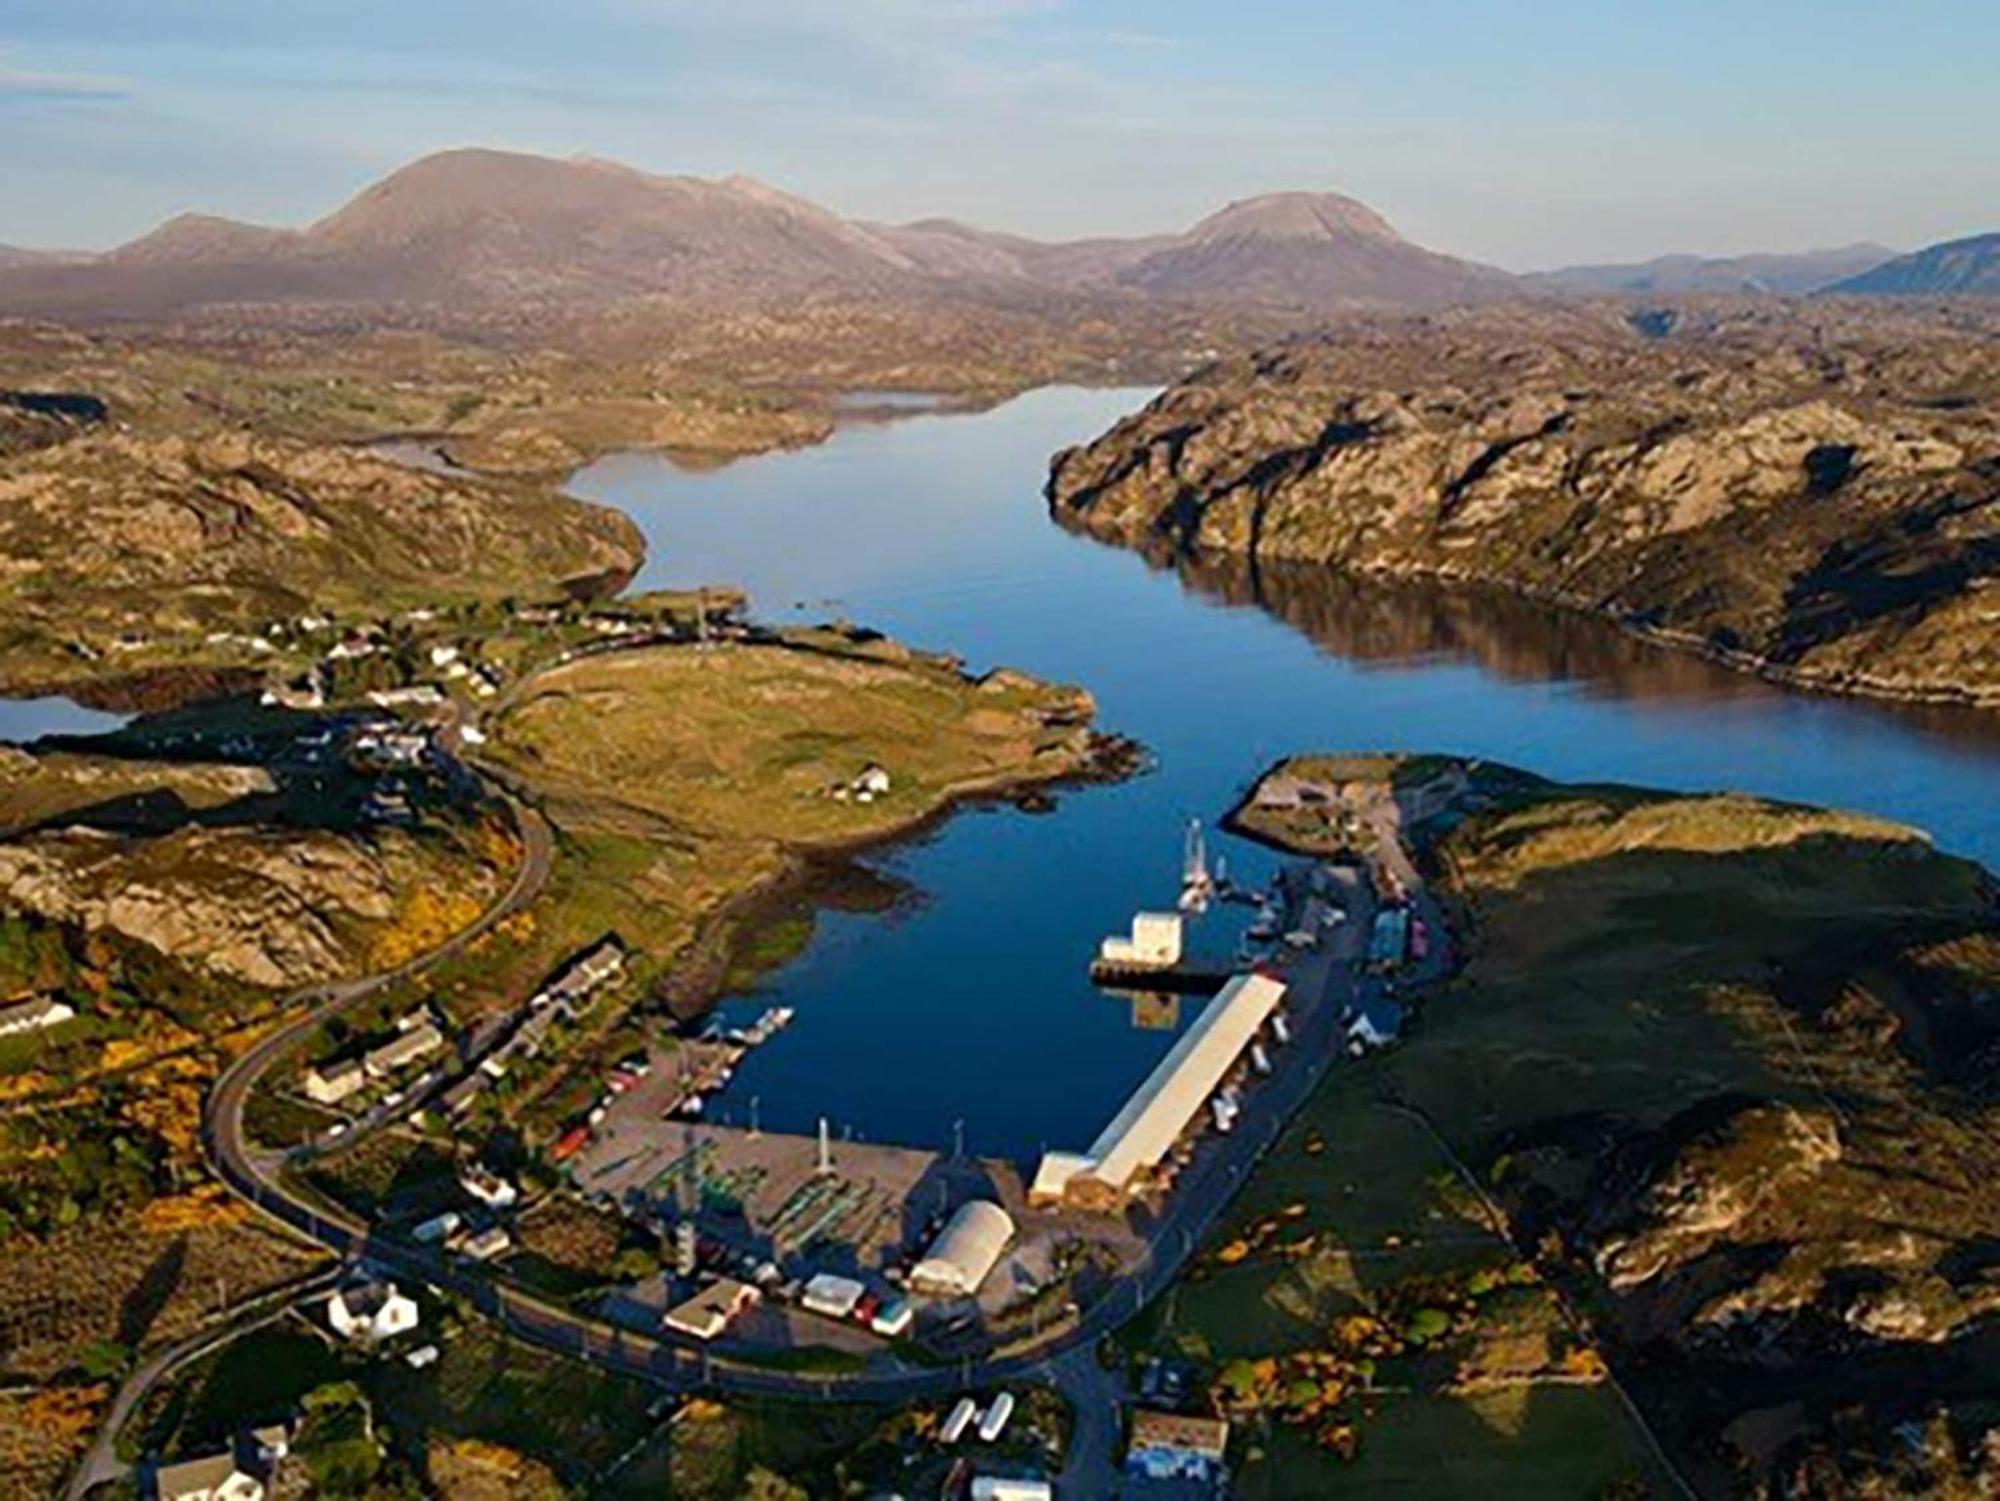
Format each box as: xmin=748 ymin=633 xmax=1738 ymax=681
xmin=1272 ymin=1012 xmax=1292 ymax=1046
xmin=1179 ymin=819 xmax=1215 ymax=913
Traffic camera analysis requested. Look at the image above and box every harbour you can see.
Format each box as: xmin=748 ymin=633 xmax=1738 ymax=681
xmin=570 ymin=385 xmax=2000 ymax=1168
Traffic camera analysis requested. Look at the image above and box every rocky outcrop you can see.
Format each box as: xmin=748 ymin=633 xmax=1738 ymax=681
xmin=1594 ymin=1106 xmax=1844 ymax=1290
xmin=1047 ymin=304 xmax=2000 ymax=705
xmin=0 ymin=821 xmax=481 ymax=988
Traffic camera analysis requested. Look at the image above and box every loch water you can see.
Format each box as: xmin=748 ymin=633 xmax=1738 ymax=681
xmin=573 ymin=390 xmax=1998 ymax=1159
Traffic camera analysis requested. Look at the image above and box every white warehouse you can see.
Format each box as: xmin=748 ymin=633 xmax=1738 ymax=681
xmin=909 ymin=1200 xmax=1016 ymax=1297
xmin=1098 ymin=911 xmax=1183 ymax=969
xmin=1033 ymin=969 xmax=1287 ymax=1209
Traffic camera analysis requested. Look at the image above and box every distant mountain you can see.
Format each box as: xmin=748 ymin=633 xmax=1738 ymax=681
xmin=0 ymin=243 xmax=87 ymax=271
xmin=0 ymin=149 xmax=1517 ymax=322
xmin=1823 ymin=232 xmax=2000 ymax=296
xmin=1113 ymin=192 xmax=1513 ymax=306
xmin=1527 ymin=243 xmax=1898 ymax=297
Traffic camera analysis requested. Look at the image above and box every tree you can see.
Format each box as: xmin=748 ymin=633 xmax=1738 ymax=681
xmin=76 ymin=1339 xmax=131 ymax=1381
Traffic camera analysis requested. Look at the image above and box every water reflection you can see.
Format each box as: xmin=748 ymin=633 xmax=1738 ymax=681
xmin=1168 ymin=547 xmax=2000 ymax=757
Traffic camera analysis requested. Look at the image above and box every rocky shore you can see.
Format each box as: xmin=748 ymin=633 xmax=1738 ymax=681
xmin=1046 ymin=303 xmax=2000 ymax=707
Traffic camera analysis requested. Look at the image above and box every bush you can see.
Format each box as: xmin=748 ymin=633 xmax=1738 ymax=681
xmin=1403 ymin=1307 xmax=1452 ymax=1345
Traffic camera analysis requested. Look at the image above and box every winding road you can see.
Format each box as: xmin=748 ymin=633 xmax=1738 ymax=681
xmin=74 ymin=716 xmax=1419 ymax=1497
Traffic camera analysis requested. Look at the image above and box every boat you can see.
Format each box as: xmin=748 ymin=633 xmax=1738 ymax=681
xmin=1178 ymin=818 xmax=1215 ymax=913
xmin=1271 ymin=1012 xmax=1292 ymax=1046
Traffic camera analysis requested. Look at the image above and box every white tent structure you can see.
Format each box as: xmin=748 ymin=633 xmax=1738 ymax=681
xmin=910 ymin=1200 xmax=1016 ymax=1297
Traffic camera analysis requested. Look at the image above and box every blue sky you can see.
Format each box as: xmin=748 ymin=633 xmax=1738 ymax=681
xmin=2 ymin=1 xmax=1993 ymax=268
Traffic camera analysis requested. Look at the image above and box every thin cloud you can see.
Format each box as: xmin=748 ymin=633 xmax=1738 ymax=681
xmin=0 ymin=57 xmax=131 ymax=99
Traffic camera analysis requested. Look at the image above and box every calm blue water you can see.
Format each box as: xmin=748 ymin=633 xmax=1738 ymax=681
xmin=577 ymin=387 xmax=2000 ymax=1162
xmin=0 ymin=694 xmax=126 ymax=743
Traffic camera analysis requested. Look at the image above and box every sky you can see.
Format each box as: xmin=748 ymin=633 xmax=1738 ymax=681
xmin=1 ymin=1 xmax=1994 ymax=270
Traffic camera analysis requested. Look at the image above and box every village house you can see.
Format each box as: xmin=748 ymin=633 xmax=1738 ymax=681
xmin=0 ymin=995 xmax=75 ymax=1037
xmin=153 ymin=1424 xmax=291 ymax=1501
xmin=1125 ymin=1409 xmax=1230 ymax=1483
xmin=1345 ymin=993 xmax=1405 ymax=1052
xmin=302 ymin=1058 xmax=366 ymax=1105
xmin=327 ymin=1276 xmax=419 ymax=1343
xmin=362 ymin=1021 xmax=442 ymax=1079
xmin=458 ymin=1163 xmax=518 ymax=1209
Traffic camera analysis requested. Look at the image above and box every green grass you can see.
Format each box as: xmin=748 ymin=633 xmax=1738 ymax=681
xmin=1237 ymin=1384 xmax=1661 ymax=1499
xmin=369 ymin=1317 xmax=660 ymax=1483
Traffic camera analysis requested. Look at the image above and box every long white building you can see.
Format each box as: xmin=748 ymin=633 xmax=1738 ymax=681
xmin=1033 ymin=969 xmax=1287 ymax=1208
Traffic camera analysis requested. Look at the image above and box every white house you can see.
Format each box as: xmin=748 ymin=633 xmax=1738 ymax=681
xmin=910 ymin=1201 xmax=1015 ymax=1298
xmin=458 ymin=1163 xmax=518 ymax=1209
xmin=153 ymin=1425 xmax=289 ymax=1501
xmin=0 ymin=996 xmax=75 ymax=1037
xmin=327 ymin=1277 xmax=420 ymax=1343
xmin=153 ymin=1452 xmax=266 ymax=1501
xmin=303 ymin=1059 xmax=365 ymax=1105
xmin=1346 ymin=995 xmax=1405 ymax=1053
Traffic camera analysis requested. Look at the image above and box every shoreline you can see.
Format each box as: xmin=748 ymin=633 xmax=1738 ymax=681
xmin=1062 ymin=519 xmax=2000 ymax=713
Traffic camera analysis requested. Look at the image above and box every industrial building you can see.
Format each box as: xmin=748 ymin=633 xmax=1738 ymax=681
xmin=1097 ymin=911 xmax=1183 ymax=968
xmin=910 ymin=1200 xmax=1016 ymax=1297
xmin=1032 ymin=969 xmax=1288 ymax=1209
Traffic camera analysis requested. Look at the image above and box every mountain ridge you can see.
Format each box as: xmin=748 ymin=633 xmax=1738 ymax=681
xmin=1824 ymin=231 xmax=2000 ymax=296
xmin=0 ymin=147 xmax=1511 ymax=319
xmin=1527 ymin=242 xmax=1899 ymax=297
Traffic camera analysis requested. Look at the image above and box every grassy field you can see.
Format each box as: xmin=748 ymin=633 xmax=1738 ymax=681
xmin=486 ymin=632 xmax=1097 ymax=847
xmin=408 ymin=633 xmax=1101 ymax=1142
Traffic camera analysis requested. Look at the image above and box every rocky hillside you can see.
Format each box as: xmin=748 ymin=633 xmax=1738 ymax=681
xmin=0 ymin=746 xmax=505 ymax=988
xmin=1047 ymin=303 xmax=2000 ymax=705
xmin=1826 ymin=230 xmax=2000 ymax=297
xmin=0 ymin=423 xmax=643 ymax=693
xmin=1230 ymin=752 xmax=2000 ymax=1493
